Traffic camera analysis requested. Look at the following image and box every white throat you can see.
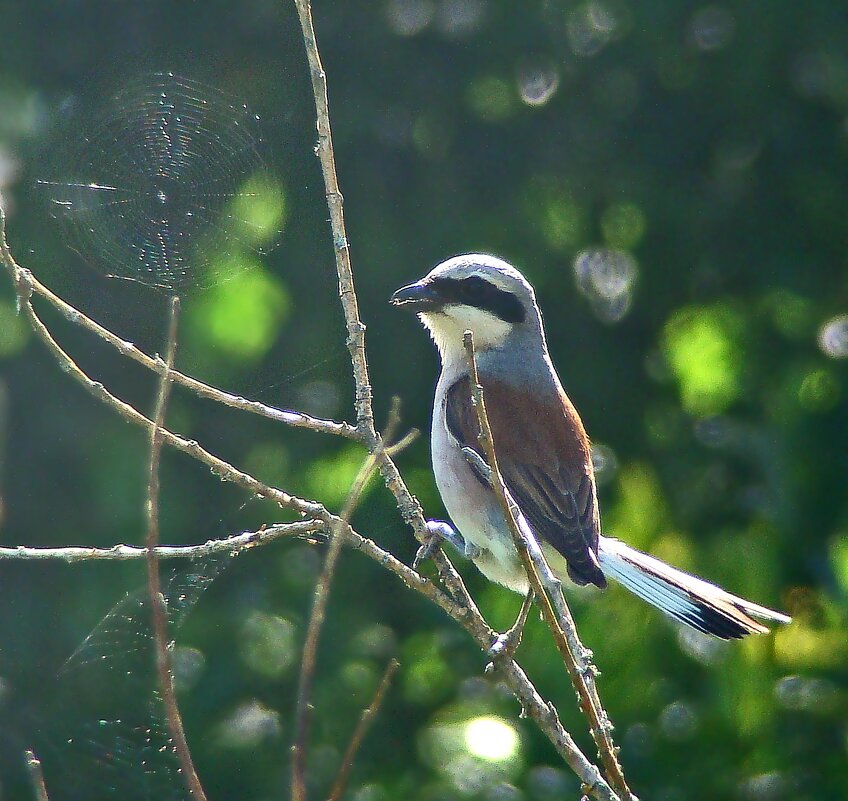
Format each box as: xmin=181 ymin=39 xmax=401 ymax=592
xmin=419 ymin=305 xmax=513 ymax=363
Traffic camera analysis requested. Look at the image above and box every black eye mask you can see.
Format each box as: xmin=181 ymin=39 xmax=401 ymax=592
xmin=429 ymin=276 xmax=526 ymax=324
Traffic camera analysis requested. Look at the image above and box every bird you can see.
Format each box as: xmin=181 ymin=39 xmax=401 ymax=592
xmin=391 ymin=253 xmax=791 ymax=640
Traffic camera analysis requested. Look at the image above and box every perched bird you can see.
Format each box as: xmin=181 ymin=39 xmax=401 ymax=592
xmin=391 ymin=254 xmax=791 ymax=639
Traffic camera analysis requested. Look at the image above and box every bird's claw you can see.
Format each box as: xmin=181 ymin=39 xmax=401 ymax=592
xmin=414 ymin=520 xmax=480 ymax=569
xmin=486 ymin=628 xmax=523 ymax=667
xmin=485 ymin=590 xmax=534 ymax=670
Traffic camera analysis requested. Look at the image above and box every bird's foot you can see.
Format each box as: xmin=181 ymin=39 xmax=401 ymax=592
xmin=486 ymin=590 xmax=535 ymax=670
xmin=414 ymin=520 xmax=481 ymax=569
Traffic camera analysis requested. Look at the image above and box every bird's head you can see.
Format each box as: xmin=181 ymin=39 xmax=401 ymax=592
xmin=391 ymin=254 xmax=541 ymax=358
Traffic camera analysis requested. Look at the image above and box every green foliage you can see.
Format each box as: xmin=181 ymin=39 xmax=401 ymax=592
xmin=0 ymin=298 xmax=28 ymax=357
xmin=186 ymin=260 xmax=290 ymax=362
xmin=663 ymin=303 xmax=744 ymax=416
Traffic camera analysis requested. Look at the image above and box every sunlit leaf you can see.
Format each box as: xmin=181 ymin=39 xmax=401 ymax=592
xmin=663 ymin=303 xmax=743 ymax=416
xmin=187 ymin=256 xmax=290 ymax=362
xmin=0 ymin=298 xmax=29 ymax=357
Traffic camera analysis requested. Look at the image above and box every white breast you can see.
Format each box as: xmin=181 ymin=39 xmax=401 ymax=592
xmin=430 ymin=367 xmax=529 ymax=593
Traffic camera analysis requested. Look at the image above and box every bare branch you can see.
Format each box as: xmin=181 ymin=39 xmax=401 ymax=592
xmin=25 ymin=750 xmax=50 ymax=801
xmin=143 ymin=298 xmax=208 ymax=801
xmin=463 ymin=331 xmax=633 ymax=801
xmin=0 ymin=239 xmax=355 ymax=440
xmin=0 ymin=238 xmax=331 ymax=528
xmin=293 ymin=0 xmax=372 ymax=436
xmin=0 ymin=521 xmax=325 ymax=562
xmin=291 ymin=0 xmax=480 ymax=640
xmin=292 ymin=407 xmax=401 ymax=801
xmin=327 ymin=657 xmax=400 ymax=801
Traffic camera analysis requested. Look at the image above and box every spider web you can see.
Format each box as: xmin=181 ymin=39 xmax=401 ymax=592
xmin=27 ymin=554 xmax=233 ymax=801
xmin=37 ymin=73 xmax=281 ymax=292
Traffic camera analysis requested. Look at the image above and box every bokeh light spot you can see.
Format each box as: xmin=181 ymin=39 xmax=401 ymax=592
xmin=217 ymin=700 xmax=281 ymax=748
xmin=573 ymin=248 xmax=637 ymax=323
xmin=171 ymin=646 xmax=206 ymax=692
xmin=227 ymin=173 xmax=287 ymax=248
xmin=600 ymin=202 xmax=646 ymax=249
xmin=0 ymin=299 xmax=29 ymax=357
xmin=818 ymin=314 xmax=848 ymax=358
xmin=386 ymin=0 xmax=435 ymax=36
xmin=662 ymin=304 xmax=743 ymax=415
xmin=798 ymin=368 xmax=839 ymax=412
xmin=467 ymin=76 xmax=515 ymax=122
xmin=516 ymin=60 xmax=560 ymax=107
xmin=305 ymin=445 xmax=371 ymax=508
xmin=774 ymin=674 xmax=839 ymax=713
xmin=464 ymin=716 xmax=520 ymax=761
xmin=829 ymin=535 xmax=848 ymax=594
xmin=567 ymin=1 xmax=618 ymax=57
xmin=658 ymin=700 xmax=698 ymax=740
xmin=239 ymin=611 xmax=298 ymax=678
xmin=762 ymin=289 xmax=814 ymax=339
xmin=187 ymin=258 xmax=290 ymax=362
xmin=604 ymin=462 xmax=667 ymax=549
xmin=689 ymin=6 xmax=736 ymax=52
xmin=539 ymin=190 xmax=584 ymax=251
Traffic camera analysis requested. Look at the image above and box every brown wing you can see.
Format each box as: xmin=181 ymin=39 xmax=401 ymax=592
xmin=445 ymin=375 xmax=606 ymax=588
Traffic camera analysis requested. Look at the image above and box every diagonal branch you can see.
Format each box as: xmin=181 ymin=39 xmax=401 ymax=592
xmin=292 ymin=408 xmax=402 ymax=801
xmin=0 ymin=239 xmax=355 ymax=440
xmin=0 ymin=244 xmax=328 ymax=523
xmin=144 ymin=297 xmax=208 ymax=801
xmin=291 ymin=0 xmax=479 ymax=632
xmin=327 ymin=657 xmax=400 ymax=801
xmin=462 ymin=331 xmax=634 ymax=801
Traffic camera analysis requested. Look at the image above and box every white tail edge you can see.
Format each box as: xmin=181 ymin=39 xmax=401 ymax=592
xmin=597 ymin=537 xmax=791 ymax=640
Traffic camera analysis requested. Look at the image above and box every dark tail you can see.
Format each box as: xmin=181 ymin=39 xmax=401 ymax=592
xmin=597 ymin=537 xmax=791 ymax=640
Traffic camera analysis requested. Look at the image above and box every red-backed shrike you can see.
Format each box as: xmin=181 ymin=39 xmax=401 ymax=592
xmin=392 ymin=254 xmax=790 ymax=639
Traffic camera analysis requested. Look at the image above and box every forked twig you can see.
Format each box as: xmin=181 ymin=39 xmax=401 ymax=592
xmin=292 ymin=407 xmax=403 ymax=801
xmin=327 ymin=657 xmax=400 ymax=801
xmin=463 ymin=331 xmax=633 ymax=801
xmin=290 ymin=0 xmax=481 ymax=646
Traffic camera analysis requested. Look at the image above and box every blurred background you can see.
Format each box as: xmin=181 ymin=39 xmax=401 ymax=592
xmin=1 ymin=1 xmax=847 ymax=799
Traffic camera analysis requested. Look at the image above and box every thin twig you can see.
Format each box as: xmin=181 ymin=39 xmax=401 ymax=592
xmin=0 ymin=521 xmax=325 ymax=562
xmin=3 ymin=253 xmax=355 ymax=440
xmin=462 ymin=331 xmax=633 ymax=801
xmin=342 ymin=524 xmax=619 ymax=801
xmin=0 ymin=244 xmax=328 ymax=523
xmin=291 ymin=0 xmax=479 ymax=634
xmin=25 ymin=750 xmax=50 ymax=801
xmin=292 ymin=408 xmax=401 ymax=801
xmin=327 ymin=657 xmax=400 ymax=801
xmin=143 ymin=298 xmax=208 ymax=801
xmin=293 ymin=0 xmax=372 ymax=436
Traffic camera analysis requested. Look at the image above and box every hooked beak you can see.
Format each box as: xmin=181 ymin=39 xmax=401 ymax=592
xmin=390 ymin=280 xmax=442 ymax=312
